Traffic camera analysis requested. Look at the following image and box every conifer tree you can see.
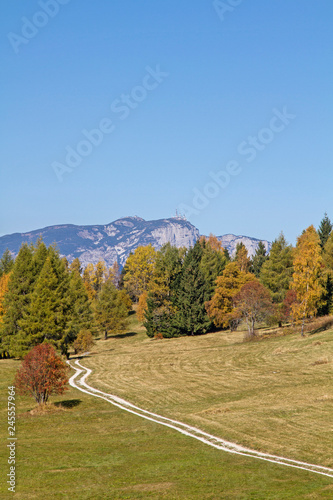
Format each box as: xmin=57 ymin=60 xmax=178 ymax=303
xmin=14 ymin=256 xmax=68 ymax=357
xmin=206 ymin=262 xmax=255 ymax=330
xmin=94 ymin=281 xmax=131 ymax=339
xmin=234 ymin=243 xmax=251 ymax=272
xmin=0 ymin=249 xmax=14 ymax=278
xmin=318 ymin=212 xmax=332 ymax=248
xmin=260 ymin=233 xmax=294 ymax=303
xmin=0 ymin=243 xmax=36 ymax=355
xmin=251 ymin=241 xmax=268 ymax=278
xmin=173 ymin=242 xmax=211 ymax=336
xmin=199 ymin=236 xmax=228 ymax=294
xmin=291 ymin=226 xmax=324 ymax=335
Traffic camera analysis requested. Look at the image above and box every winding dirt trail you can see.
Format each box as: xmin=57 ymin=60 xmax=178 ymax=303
xmin=67 ymin=359 xmax=333 ymax=479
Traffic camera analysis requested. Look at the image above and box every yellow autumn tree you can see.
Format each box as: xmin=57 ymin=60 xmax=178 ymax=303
xmin=234 ymin=243 xmax=251 ymax=272
xmin=205 ymin=262 xmax=255 ymax=330
xmin=123 ymin=245 xmax=157 ymax=301
xmin=137 ymin=291 xmax=148 ymax=323
xmin=82 ymin=263 xmax=96 ymax=301
xmin=291 ymin=225 xmax=324 ymax=335
xmin=0 ymin=272 xmax=11 ymax=326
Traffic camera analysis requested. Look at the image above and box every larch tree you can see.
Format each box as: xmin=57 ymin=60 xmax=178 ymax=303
xmin=123 ymin=244 xmax=157 ymax=301
xmin=260 ymin=233 xmax=294 ymax=303
xmin=94 ymin=281 xmax=131 ymax=339
xmin=291 ymin=225 xmax=324 ymax=336
xmin=206 ymin=262 xmax=255 ymax=331
xmin=234 ymin=243 xmax=251 ymax=273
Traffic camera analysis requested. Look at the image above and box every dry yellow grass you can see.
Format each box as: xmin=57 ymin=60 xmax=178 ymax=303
xmin=82 ymin=318 xmax=333 ymax=469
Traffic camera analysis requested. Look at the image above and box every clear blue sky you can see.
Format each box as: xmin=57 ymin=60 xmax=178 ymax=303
xmin=1 ymin=0 xmax=332 ymax=245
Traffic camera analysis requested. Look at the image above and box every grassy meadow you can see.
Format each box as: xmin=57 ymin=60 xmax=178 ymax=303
xmin=1 ymin=313 xmax=332 ymax=499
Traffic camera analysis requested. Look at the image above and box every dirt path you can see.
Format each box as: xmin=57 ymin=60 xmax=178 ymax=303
xmin=67 ymin=359 xmax=333 ymax=479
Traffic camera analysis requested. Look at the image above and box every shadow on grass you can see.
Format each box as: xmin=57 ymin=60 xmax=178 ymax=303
xmin=108 ymin=331 xmax=138 ymax=339
xmin=54 ymin=399 xmax=82 ymax=409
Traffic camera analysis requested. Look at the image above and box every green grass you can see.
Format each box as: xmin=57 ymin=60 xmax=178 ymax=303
xmin=1 ymin=315 xmax=332 ymax=499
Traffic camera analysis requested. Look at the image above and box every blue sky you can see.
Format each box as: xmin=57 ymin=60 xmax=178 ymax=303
xmin=1 ymin=0 xmax=332 ymax=245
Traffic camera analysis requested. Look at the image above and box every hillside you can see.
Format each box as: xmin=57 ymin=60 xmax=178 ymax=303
xmin=2 ymin=318 xmax=332 ymax=499
xmin=0 ymin=217 xmax=270 ymax=267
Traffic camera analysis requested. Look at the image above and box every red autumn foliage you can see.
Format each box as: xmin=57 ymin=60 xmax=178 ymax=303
xmin=14 ymin=343 xmax=69 ymax=404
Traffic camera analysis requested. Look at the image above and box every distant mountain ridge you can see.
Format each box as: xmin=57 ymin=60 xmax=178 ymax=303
xmin=0 ymin=217 xmax=270 ymax=268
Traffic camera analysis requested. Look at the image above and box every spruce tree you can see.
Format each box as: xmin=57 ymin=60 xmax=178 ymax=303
xmin=0 ymin=249 xmax=14 ymax=278
xmin=173 ymin=242 xmax=212 ymax=336
xmin=318 ymin=212 xmax=332 ymax=248
xmin=251 ymin=241 xmax=268 ymax=278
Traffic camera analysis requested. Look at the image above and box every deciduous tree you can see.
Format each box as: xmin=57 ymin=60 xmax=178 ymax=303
xmin=123 ymin=245 xmax=157 ymax=301
xmin=233 ymin=280 xmax=274 ymax=339
xmin=14 ymin=343 xmax=69 ymax=404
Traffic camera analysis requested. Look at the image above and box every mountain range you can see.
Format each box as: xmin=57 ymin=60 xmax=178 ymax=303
xmin=0 ymin=217 xmax=271 ymax=268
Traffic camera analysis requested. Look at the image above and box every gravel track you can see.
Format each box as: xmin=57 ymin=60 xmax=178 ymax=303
xmin=67 ymin=359 xmax=333 ymax=479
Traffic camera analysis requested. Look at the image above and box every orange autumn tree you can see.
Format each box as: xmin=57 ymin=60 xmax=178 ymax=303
xmin=206 ymin=262 xmax=255 ymax=330
xmin=291 ymin=225 xmax=324 ymax=336
xmin=14 ymin=343 xmax=69 ymax=404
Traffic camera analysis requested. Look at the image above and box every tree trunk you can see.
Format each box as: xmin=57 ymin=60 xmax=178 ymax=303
xmin=104 ymin=330 xmax=108 ymax=340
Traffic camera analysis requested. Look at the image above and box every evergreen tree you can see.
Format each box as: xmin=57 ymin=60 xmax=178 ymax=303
xmin=318 ymin=212 xmax=332 ymax=248
xmin=260 ymin=233 xmax=294 ymax=303
xmin=143 ymin=244 xmax=183 ymax=338
xmin=0 ymin=249 xmax=14 ymax=278
xmin=199 ymin=236 xmax=228 ymax=294
xmin=250 ymin=241 xmax=268 ymax=278
xmin=173 ymin=242 xmax=211 ymax=336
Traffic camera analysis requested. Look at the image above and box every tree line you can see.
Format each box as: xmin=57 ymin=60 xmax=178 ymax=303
xmin=1 ymin=213 xmax=333 ymax=357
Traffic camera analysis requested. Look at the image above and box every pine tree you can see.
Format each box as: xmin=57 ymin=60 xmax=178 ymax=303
xmin=318 ymin=212 xmax=332 ymax=248
xmin=291 ymin=226 xmax=324 ymax=335
xmin=250 ymin=241 xmax=268 ymax=278
xmin=260 ymin=233 xmax=294 ymax=303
